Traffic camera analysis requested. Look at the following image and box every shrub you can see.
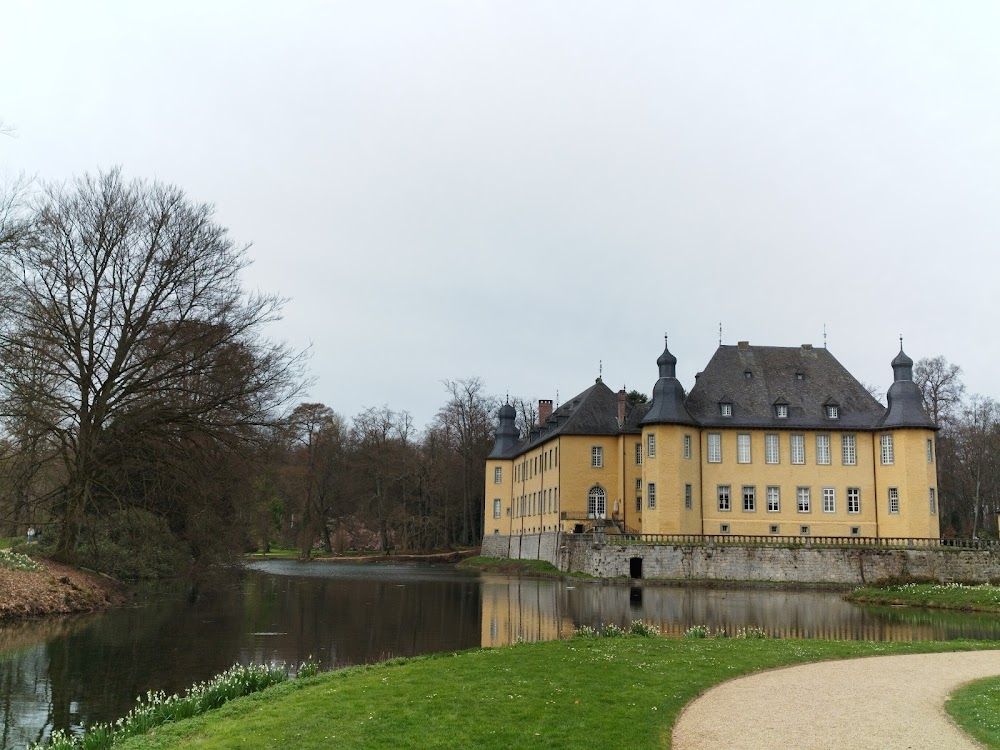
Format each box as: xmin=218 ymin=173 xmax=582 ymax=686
xmin=573 ymin=625 xmax=599 ymax=639
xmin=629 ymin=620 xmax=660 ymax=637
xmin=684 ymin=625 xmax=709 ymax=639
xmin=601 ymin=623 xmax=627 ymax=638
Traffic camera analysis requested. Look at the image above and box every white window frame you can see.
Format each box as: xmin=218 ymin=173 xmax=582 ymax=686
xmin=822 ymin=487 xmax=836 ymax=513
xmin=766 ymin=486 xmax=780 ymax=513
xmin=826 ymin=405 xmax=839 ymax=419
xmin=587 ymin=485 xmax=607 ymax=519
xmin=493 ymin=499 xmax=501 ymax=518
xmin=776 ymin=404 xmax=788 ymax=419
xmin=816 ymin=434 xmax=831 ymax=465
xmin=929 ymin=487 xmax=937 ymax=515
xmin=847 ymin=487 xmax=860 ymax=514
xmin=720 ymin=403 xmax=733 ymax=417
xmin=791 ymin=434 xmax=805 ymax=465
xmin=683 ymin=434 xmax=692 ymax=460
xmin=647 ymin=433 xmax=656 ymax=458
xmin=647 ymin=482 xmax=656 ymax=510
xmin=765 ymin=433 xmax=779 ymax=464
xmin=737 ymin=433 xmax=751 ymax=464
xmin=881 ymin=434 xmax=894 ymax=465
xmin=742 ymin=485 xmax=756 ymax=512
xmin=888 ymin=487 xmax=899 ymax=514
xmin=841 ymin=434 xmax=856 ymax=466
xmin=635 ymin=478 xmax=642 ymax=513
xmin=635 ymin=442 xmax=642 ymax=465
xmin=797 ymin=487 xmax=811 ymax=513
xmin=592 ymin=446 xmax=603 ymax=468
xmin=708 ymin=433 xmax=722 ymax=463
xmin=717 ymin=485 xmax=731 ymax=512
xmin=494 ymin=466 xmax=502 ymax=484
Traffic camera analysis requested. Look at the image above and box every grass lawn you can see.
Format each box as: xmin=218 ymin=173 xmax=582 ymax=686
xmin=458 ymin=556 xmax=592 ymax=578
xmin=114 ymin=637 xmax=993 ymax=750
xmin=949 ymin=675 xmax=1000 ymax=749
xmin=847 ymin=582 xmax=1000 ymax=612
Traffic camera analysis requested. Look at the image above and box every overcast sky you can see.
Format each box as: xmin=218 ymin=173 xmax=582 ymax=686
xmin=3 ymin=2 xmax=998 ymax=428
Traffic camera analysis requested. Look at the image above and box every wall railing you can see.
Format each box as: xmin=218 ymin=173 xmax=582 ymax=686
xmin=574 ymin=533 xmax=997 ymax=551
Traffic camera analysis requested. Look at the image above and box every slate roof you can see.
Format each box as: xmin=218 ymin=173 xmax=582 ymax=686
xmin=685 ymin=345 xmax=887 ymax=429
xmin=499 ymin=380 xmax=648 ymax=459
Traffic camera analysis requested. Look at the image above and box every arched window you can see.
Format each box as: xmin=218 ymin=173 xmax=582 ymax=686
xmin=587 ymin=485 xmax=607 ymax=519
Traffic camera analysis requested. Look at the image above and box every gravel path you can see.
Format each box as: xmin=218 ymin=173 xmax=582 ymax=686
xmin=672 ymin=650 xmax=1000 ymax=750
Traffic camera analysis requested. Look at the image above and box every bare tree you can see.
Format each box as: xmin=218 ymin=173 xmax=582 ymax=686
xmin=511 ymin=396 xmax=538 ymax=438
xmin=915 ymin=356 xmax=966 ymax=427
xmin=0 ymin=168 xmax=305 ymax=559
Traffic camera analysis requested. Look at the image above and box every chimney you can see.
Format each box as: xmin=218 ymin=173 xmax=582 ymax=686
xmin=738 ymin=340 xmax=750 ymax=349
xmin=617 ymin=389 xmax=627 ymax=426
xmin=538 ymin=399 xmax=553 ymax=426
xmin=801 ymin=344 xmax=813 ymax=350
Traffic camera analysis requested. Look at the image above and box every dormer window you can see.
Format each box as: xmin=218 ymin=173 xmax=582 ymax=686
xmin=795 ymin=371 xmax=805 ymax=381
xmin=744 ymin=370 xmax=753 ymax=380
xmin=826 ymin=405 xmax=839 ymax=419
xmin=720 ymin=403 xmax=733 ymax=417
xmin=775 ymin=404 xmax=788 ymax=419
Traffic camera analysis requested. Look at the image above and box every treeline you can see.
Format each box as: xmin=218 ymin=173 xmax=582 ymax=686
xmin=0 ymin=169 xmax=506 ymax=578
xmin=915 ymin=357 xmax=1000 ymax=538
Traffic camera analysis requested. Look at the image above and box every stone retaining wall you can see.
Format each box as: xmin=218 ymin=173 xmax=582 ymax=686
xmin=485 ymin=534 xmax=1000 ymax=584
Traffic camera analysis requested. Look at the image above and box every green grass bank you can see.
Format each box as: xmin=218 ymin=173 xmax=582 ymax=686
xmin=847 ymin=582 xmax=1000 ymax=612
xmin=115 ymin=637 xmax=994 ymax=750
xmin=949 ymin=675 xmax=1000 ymax=749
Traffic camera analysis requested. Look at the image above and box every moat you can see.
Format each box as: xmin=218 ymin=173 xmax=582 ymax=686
xmin=4 ymin=560 xmax=1000 ymax=748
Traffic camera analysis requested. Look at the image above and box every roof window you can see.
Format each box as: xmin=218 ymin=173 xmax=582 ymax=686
xmin=720 ymin=403 xmax=733 ymax=417
xmin=775 ymin=404 xmax=788 ymax=419
xmin=826 ymin=405 xmax=839 ymax=419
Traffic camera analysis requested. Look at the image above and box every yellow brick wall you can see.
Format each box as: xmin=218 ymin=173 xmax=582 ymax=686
xmin=874 ymin=428 xmax=940 ymax=539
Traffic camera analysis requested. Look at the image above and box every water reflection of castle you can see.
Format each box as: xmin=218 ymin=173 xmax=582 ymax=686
xmin=480 ymin=578 xmax=1000 ymax=647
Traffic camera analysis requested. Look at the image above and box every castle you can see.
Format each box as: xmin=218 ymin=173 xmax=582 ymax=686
xmin=484 ymin=340 xmax=939 ymax=541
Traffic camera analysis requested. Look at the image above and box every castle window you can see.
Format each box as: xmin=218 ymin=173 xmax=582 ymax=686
xmin=816 ymin=434 xmax=831 ymax=465
xmin=927 ymin=439 xmax=934 ymax=464
xmin=587 ymin=486 xmax=606 ymax=519
xmin=850 ymin=526 xmax=860 ymax=536
xmin=635 ymin=478 xmax=642 ymax=513
xmin=647 ymin=433 xmax=656 ymax=458
xmin=800 ymin=525 xmax=810 ymax=535
xmin=494 ymin=467 xmax=502 ymax=484
xmin=929 ymin=488 xmax=937 ymax=515
xmin=888 ymin=487 xmax=900 ymax=514
xmin=765 ymin=433 xmax=780 ymax=464
xmin=493 ymin=499 xmax=501 ymax=518
xmin=775 ymin=404 xmax=788 ymax=418
xmin=685 ymin=483 xmax=693 ymax=510
xmin=822 ymin=488 xmax=836 ymax=513
xmin=766 ymin=486 xmax=780 ymax=512
xmin=591 ymin=446 xmax=603 ymax=468
xmin=647 ymin=482 xmax=657 ymax=510
xmin=720 ymin=402 xmax=733 ymax=417
xmin=742 ymin=485 xmax=756 ymax=512
xmin=769 ymin=524 xmax=780 ymax=535
xmin=881 ymin=435 xmax=894 ymax=465
xmin=635 ymin=442 xmax=642 ymax=465
xmin=842 ymin=434 xmax=857 ymax=465
xmin=791 ymin=434 xmax=805 ymax=464
xmin=683 ymin=434 xmax=692 ymax=459
xmin=847 ymin=487 xmax=860 ymax=514
xmin=708 ymin=433 xmax=722 ymax=463
xmin=826 ymin=405 xmax=839 ymax=419
xmin=717 ymin=485 xmax=731 ymax=512
xmin=720 ymin=523 xmax=730 ymax=534
xmin=737 ymin=434 xmax=751 ymax=464
xmin=797 ymin=487 xmax=811 ymax=513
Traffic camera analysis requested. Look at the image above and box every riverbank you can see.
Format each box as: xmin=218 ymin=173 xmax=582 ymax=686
xmin=847 ymin=582 xmax=1000 ymax=612
xmin=246 ymin=548 xmax=479 ymax=564
xmin=112 ymin=638 xmax=997 ymax=750
xmin=0 ymin=555 xmax=125 ymax=621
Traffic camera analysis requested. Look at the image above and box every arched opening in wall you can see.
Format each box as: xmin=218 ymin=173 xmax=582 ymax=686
xmin=588 ymin=486 xmax=607 ymax=520
xmin=630 ymin=557 xmax=643 ymax=579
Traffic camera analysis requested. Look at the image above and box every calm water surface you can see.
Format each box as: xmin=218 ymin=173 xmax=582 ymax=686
xmin=3 ymin=560 xmax=1000 ymax=748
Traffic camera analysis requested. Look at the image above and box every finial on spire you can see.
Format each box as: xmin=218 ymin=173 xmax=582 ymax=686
xmin=555 ymin=389 xmax=559 ymax=408
xmin=505 ymin=392 xmax=509 ymax=404
xmin=599 ymin=359 xmax=602 ymax=380
xmin=719 ymin=322 xmax=722 ymax=346
xmin=664 ymin=332 xmax=668 ymax=347
xmin=899 ymin=333 xmax=904 ymax=350
xmin=823 ymin=323 xmax=827 ymax=349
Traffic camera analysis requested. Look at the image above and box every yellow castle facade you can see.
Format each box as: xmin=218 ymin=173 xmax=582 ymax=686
xmin=485 ymin=340 xmax=939 ymax=540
